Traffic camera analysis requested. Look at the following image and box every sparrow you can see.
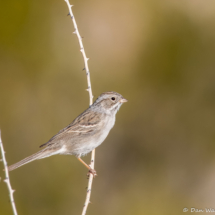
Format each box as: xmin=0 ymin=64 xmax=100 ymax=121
xmin=8 ymin=91 xmax=127 ymax=176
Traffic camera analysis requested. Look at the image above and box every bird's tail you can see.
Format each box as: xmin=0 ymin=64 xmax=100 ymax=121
xmin=8 ymin=149 xmax=52 ymax=171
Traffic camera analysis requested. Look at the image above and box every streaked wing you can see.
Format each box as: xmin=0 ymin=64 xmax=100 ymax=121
xmin=40 ymin=109 xmax=102 ymax=148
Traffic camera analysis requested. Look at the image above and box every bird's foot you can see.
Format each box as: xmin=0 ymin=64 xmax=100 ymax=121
xmin=87 ymin=168 xmax=97 ymax=178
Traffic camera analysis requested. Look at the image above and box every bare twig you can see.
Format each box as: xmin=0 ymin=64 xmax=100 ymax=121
xmin=0 ymin=131 xmax=18 ymax=215
xmin=64 ymin=0 xmax=93 ymax=104
xmin=64 ymin=1 xmax=95 ymax=215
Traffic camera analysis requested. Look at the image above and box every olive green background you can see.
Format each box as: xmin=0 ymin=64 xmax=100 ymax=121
xmin=1 ymin=0 xmax=215 ymax=214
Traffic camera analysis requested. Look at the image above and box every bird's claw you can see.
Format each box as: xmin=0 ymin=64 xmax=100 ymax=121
xmin=87 ymin=168 xmax=97 ymax=178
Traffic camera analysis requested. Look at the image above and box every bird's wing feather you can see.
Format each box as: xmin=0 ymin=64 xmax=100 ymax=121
xmin=40 ymin=109 xmax=102 ymax=148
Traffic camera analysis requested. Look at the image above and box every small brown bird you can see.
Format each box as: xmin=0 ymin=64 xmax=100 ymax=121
xmin=8 ymin=92 xmax=127 ymax=175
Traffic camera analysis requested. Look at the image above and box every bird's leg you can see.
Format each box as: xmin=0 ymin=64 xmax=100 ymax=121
xmin=77 ymin=157 xmax=97 ymax=177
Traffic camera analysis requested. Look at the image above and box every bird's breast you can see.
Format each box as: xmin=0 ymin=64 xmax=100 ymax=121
xmin=95 ymin=115 xmax=116 ymax=145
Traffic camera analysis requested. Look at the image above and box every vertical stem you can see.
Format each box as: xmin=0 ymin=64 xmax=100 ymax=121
xmin=64 ymin=1 xmax=95 ymax=215
xmin=65 ymin=0 xmax=93 ymax=105
xmin=0 ymin=131 xmax=18 ymax=215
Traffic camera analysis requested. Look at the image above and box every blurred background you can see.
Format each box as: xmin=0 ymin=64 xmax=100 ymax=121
xmin=1 ymin=0 xmax=215 ymax=214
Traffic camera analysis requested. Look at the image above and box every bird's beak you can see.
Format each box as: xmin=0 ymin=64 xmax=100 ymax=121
xmin=120 ymin=98 xmax=128 ymax=103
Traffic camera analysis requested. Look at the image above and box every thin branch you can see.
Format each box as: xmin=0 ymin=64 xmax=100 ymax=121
xmin=64 ymin=0 xmax=93 ymax=105
xmin=64 ymin=1 xmax=95 ymax=215
xmin=0 ymin=131 xmax=18 ymax=215
xmin=82 ymin=149 xmax=95 ymax=215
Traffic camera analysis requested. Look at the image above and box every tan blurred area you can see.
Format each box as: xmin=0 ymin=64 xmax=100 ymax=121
xmin=1 ymin=0 xmax=215 ymax=214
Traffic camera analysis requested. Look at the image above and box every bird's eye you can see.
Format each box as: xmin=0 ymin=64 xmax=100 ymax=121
xmin=111 ymin=97 xmax=115 ymax=101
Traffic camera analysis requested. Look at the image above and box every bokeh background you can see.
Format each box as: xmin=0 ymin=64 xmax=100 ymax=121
xmin=1 ymin=0 xmax=215 ymax=214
